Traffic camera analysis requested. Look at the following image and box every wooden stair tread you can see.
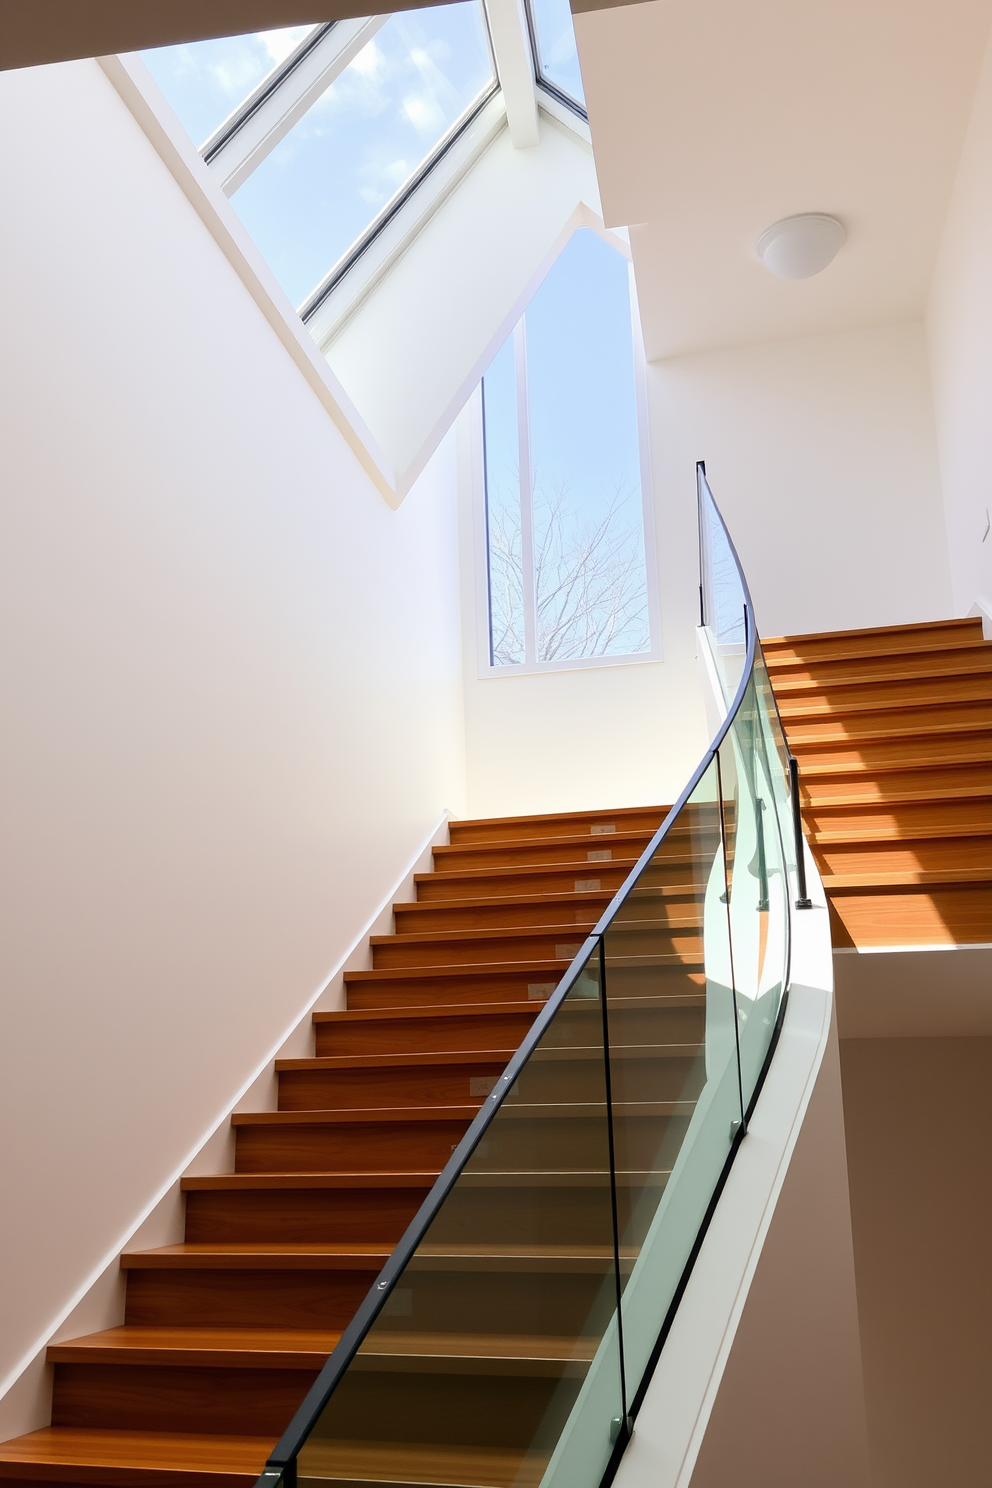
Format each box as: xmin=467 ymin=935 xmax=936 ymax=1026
xmin=121 ymin=1245 xmax=395 ymax=1270
xmin=313 ymin=1001 xmax=542 ymax=1024
xmin=763 ymin=619 xmax=985 ymax=667
xmin=369 ymin=920 xmax=700 ymax=950
xmin=788 ymin=737 xmax=992 ymax=775
xmin=181 ymin=1172 xmax=442 ymax=1191
xmin=777 ymin=677 xmax=992 ymax=718
xmin=48 ymin=1329 xmax=342 ymax=1368
xmin=821 ymin=866 xmax=992 ymax=889
xmin=762 ymin=616 xmax=981 ymax=648
xmin=276 ymin=1050 xmax=517 ymax=1072
xmin=449 ymin=804 xmax=668 ymax=833
xmin=290 ymin=1436 xmax=548 ymax=1488
xmin=783 ymin=703 xmax=992 ymax=745
xmin=231 ymin=1106 xmax=483 ymax=1126
xmin=344 ymin=955 xmax=701 ymax=985
xmin=433 ymin=828 xmax=658 ymax=856
xmin=0 ymin=1428 xmax=275 ymax=1479
xmin=767 ymin=652 xmax=992 ymax=690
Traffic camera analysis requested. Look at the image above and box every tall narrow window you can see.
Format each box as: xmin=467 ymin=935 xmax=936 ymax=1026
xmin=481 ymin=229 xmax=652 ymax=670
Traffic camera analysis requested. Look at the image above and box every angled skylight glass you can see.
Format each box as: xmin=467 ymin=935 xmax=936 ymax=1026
xmin=231 ymin=2 xmax=496 ymax=309
xmin=482 ymin=229 xmax=650 ymax=668
xmin=528 ymin=0 xmax=586 ymax=113
xmin=141 ymin=27 xmax=318 ymax=148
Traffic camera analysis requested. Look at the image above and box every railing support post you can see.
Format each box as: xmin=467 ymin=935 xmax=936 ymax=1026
xmin=789 ymin=755 xmax=813 ymax=909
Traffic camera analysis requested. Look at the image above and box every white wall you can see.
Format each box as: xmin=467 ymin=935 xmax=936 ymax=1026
xmin=0 ymin=57 xmax=466 ymax=1400
xmin=927 ymin=25 xmax=992 ymax=621
xmin=646 ymin=321 xmax=954 ymax=640
xmin=456 ymin=316 xmax=953 ymax=820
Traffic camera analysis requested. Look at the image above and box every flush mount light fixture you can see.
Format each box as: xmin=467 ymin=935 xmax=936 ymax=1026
xmin=757 ymin=213 xmax=846 ymax=279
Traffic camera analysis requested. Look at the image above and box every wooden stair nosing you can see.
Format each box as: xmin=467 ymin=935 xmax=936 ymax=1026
xmin=0 ymin=1428 xmax=275 ymax=1487
xmin=313 ymin=999 xmax=544 ymax=1025
xmin=120 ymin=1245 xmax=394 ymax=1271
xmin=276 ymin=1049 xmax=519 ymax=1073
xmin=820 ymin=866 xmax=992 ymax=890
xmin=181 ymin=1172 xmax=441 ymax=1192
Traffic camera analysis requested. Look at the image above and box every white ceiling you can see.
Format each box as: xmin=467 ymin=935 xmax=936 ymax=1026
xmin=575 ymin=0 xmax=992 ymax=360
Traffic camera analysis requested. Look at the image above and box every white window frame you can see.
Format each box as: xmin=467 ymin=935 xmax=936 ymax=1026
xmin=471 ymin=244 xmax=662 ymax=678
xmin=185 ymin=5 xmax=502 ymax=321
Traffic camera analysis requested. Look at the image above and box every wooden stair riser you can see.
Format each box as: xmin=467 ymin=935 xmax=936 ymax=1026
xmin=369 ymin=925 xmax=703 ymax=971
xmin=799 ymin=763 xmax=992 ymax=808
xmin=342 ymin=970 xmax=571 ymax=1011
xmin=812 ymin=837 xmax=992 ymax=877
xmin=826 ymin=884 xmax=992 ymax=947
xmin=414 ymin=859 xmax=703 ymax=902
xmin=277 ymin=1061 xmax=508 ymax=1112
xmin=776 ymin=672 xmax=992 ymax=720
xmin=344 ymin=961 xmax=704 ymax=1012
xmin=392 ymin=888 xmax=702 ymax=936
xmin=287 ymin=1369 xmax=580 ymax=1452
xmin=788 ymin=732 xmax=992 ymax=776
xmin=124 ymin=1269 xmax=376 ymax=1330
xmin=183 ymin=1187 xmax=432 ymax=1246
xmin=432 ymin=830 xmax=716 ymax=873
xmin=447 ymin=809 xmax=669 ymax=845
xmin=767 ymin=649 xmax=992 ymax=694
xmin=313 ymin=1008 xmax=539 ymax=1058
xmin=276 ymin=1050 xmax=701 ymax=1113
xmin=233 ymin=1117 xmax=475 ymax=1175
xmin=51 ymin=1367 xmax=317 ymax=1439
xmin=802 ymin=799 xmax=992 ymax=842
xmin=762 ymin=618 xmax=984 ymax=666
xmin=784 ymin=702 xmax=992 ymax=748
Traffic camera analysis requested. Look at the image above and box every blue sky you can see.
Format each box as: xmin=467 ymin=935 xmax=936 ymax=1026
xmin=142 ymin=26 xmax=313 ymax=147
xmin=531 ymin=0 xmax=585 ymax=105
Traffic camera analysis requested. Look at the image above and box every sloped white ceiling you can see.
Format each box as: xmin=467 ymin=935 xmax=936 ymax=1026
xmin=325 ymin=113 xmax=607 ymax=490
xmin=575 ymin=0 xmax=992 ymax=359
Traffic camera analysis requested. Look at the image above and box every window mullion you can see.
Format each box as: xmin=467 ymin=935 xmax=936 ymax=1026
xmin=515 ymin=317 xmax=537 ymax=667
xmin=203 ymin=16 xmax=389 ymax=196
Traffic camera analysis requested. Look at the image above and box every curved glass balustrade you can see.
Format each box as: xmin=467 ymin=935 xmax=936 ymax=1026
xmin=255 ymin=465 xmax=808 ymax=1488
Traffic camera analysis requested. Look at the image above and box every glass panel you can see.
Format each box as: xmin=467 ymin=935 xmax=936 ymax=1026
xmin=230 ymin=1 xmax=495 ymax=307
xmin=482 ymin=336 xmax=525 ymax=667
xmin=698 ymin=477 xmax=748 ymax=703
xmin=297 ymin=946 xmax=625 ymax=1488
xmin=526 ymin=230 xmax=650 ymax=662
xmin=752 ymin=642 xmax=799 ymax=888
xmin=529 ymin=0 xmax=586 ymax=108
xmin=719 ymin=676 xmax=789 ymax=1115
xmin=602 ymin=758 xmax=743 ymax=1396
xmin=141 ymin=27 xmax=316 ymax=148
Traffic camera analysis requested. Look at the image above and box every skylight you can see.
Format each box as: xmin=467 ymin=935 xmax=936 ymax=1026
xmin=528 ymin=0 xmax=586 ymax=114
xmin=233 ymin=4 xmax=495 ymax=309
xmin=141 ymin=4 xmax=496 ymax=313
xmin=142 ymin=26 xmax=318 ymax=148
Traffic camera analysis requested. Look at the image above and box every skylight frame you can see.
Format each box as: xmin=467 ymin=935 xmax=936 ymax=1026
xmin=522 ymin=0 xmax=588 ymax=123
xmin=187 ymin=3 xmax=502 ymax=321
xmin=299 ymin=73 xmax=501 ymax=325
xmin=200 ymin=22 xmax=333 ymax=164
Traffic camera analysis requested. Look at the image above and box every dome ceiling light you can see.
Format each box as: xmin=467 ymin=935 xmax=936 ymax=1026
xmin=757 ymin=213 xmax=846 ymax=279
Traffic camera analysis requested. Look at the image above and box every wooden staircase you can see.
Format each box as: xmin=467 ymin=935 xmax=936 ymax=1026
xmin=765 ymin=616 xmax=992 ymax=948
xmin=0 ymin=803 xmax=692 ymax=1488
